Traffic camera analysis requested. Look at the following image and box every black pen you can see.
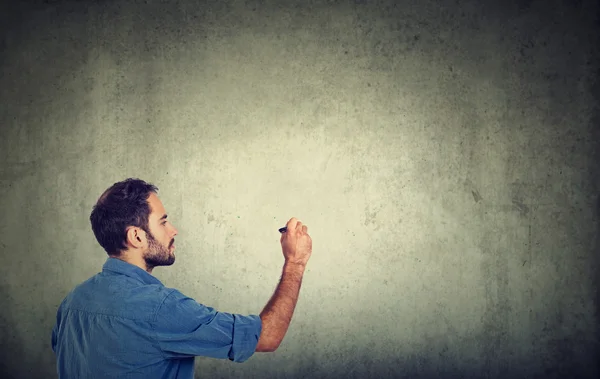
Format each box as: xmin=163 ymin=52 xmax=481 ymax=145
xmin=278 ymin=227 xmax=287 ymax=233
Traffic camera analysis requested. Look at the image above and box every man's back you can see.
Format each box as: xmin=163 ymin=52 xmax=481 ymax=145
xmin=51 ymin=258 xmax=262 ymax=379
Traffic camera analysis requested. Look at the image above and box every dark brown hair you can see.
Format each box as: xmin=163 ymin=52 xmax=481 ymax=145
xmin=89 ymin=178 xmax=159 ymax=256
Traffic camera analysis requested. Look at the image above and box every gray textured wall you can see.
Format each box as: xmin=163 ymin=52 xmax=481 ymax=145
xmin=1 ymin=0 xmax=598 ymax=378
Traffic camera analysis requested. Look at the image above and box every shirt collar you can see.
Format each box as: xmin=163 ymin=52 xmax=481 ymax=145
xmin=102 ymin=257 xmax=164 ymax=286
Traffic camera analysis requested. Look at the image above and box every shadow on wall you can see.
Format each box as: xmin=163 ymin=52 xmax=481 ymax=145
xmin=595 ymin=190 xmax=600 ymax=379
xmin=0 ymin=280 xmax=30 ymax=376
xmin=591 ymin=61 xmax=600 ymax=379
xmin=251 ymin=348 xmax=596 ymax=379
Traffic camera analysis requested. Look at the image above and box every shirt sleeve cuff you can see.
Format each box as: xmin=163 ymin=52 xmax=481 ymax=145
xmin=228 ymin=314 xmax=262 ymax=363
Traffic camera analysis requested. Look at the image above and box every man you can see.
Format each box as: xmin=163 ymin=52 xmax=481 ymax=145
xmin=51 ymin=178 xmax=312 ymax=378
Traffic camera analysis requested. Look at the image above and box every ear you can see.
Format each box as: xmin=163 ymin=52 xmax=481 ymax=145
xmin=126 ymin=226 xmax=146 ymax=249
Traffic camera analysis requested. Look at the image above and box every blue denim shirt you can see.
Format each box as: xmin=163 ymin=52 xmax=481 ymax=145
xmin=51 ymin=257 xmax=262 ymax=378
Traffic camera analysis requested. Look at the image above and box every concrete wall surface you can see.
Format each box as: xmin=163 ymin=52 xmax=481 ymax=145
xmin=0 ymin=0 xmax=598 ymax=378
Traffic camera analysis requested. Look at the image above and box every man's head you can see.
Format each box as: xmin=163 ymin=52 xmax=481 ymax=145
xmin=90 ymin=178 xmax=178 ymax=273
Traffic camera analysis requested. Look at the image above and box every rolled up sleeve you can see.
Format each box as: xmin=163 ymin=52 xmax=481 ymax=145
xmin=153 ymin=289 xmax=262 ymax=363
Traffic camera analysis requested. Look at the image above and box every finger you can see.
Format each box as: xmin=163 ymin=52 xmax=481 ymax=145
xmin=302 ymin=225 xmax=307 ymax=233
xmin=296 ymin=221 xmax=303 ymax=231
xmin=287 ymin=217 xmax=298 ymax=230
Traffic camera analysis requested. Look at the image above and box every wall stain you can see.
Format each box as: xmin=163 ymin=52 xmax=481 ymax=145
xmin=480 ymin=222 xmax=510 ymax=378
xmin=512 ymin=198 xmax=530 ymax=216
xmin=364 ymin=204 xmax=383 ymax=231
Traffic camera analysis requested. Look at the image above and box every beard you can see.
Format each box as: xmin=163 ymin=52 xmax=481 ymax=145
xmin=143 ymin=230 xmax=175 ymax=270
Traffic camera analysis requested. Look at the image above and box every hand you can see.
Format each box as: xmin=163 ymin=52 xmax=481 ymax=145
xmin=280 ymin=217 xmax=312 ymax=267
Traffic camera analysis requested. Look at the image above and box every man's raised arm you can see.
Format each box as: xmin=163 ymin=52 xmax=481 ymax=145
xmin=255 ymin=217 xmax=313 ymax=352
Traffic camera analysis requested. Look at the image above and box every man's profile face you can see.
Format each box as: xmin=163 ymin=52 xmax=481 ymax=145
xmin=142 ymin=192 xmax=178 ymax=268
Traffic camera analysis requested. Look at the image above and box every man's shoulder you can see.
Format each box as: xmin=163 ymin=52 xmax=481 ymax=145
xmin=62 ymin=274 xmax=178 ymax=320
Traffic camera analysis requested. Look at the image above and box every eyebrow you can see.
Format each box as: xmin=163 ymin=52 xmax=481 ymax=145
xmin=160 ymin=214 xmax=168 ymax=220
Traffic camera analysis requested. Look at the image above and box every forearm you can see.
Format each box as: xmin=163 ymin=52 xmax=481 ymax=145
xmin=257 ymin=262 xmax=305 ymax=351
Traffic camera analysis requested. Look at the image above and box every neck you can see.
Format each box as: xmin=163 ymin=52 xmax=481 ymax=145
xmin=112 ymin=253 xmax=153 ymax=273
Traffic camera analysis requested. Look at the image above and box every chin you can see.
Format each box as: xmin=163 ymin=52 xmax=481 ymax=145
xmin=163 ymin=257 xmax=175 ymax=266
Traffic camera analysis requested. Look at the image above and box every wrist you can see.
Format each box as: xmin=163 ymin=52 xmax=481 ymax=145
xmin=283 ymin=261 xmax=306 ymax=272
